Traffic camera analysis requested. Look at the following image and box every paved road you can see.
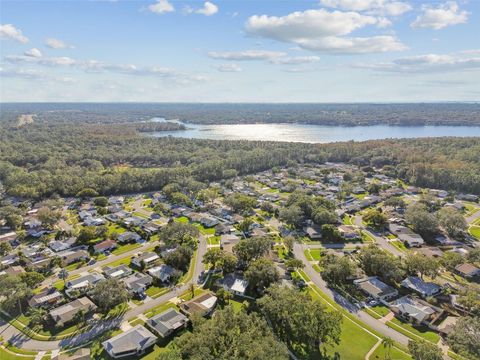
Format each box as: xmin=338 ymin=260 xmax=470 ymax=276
xmin=0 ymin=236 xmax=206 ymax=351
xmin=294 ymin=243 xmax=410 ymax=346
xmin=353 ymin=215 xmax=405 ymax=258
xmin=466 ymin=209 xmax=480 ymax=224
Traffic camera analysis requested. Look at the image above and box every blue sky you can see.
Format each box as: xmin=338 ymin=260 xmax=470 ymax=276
xmin=1 ymin=0 xmax=479 ymax=102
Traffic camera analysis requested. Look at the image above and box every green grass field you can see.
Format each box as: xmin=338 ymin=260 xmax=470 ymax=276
xmin=111 ymin=242 xmax=142 ymax=255
xmin=371 ymin=343 xmax=412 ymax=360
xmin=469 ymin=225 xmax=480 ymax=240
xmin=304 ymin=248 xmax=322 ymax=261
xmin=387 ymin=318 xmax=440 ymax=343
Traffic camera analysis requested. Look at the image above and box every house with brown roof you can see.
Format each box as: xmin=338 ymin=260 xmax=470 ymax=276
xmin=179 ymin=292 xmax=217 ymax=317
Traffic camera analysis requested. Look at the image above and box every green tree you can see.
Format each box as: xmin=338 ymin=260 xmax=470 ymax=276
xmin=283 ymin=235 xmax=295 ymax=253
xmin=447 ymin=316 xmax=480 ymax=359
xmin=245 ymin=258 xmax=280 ymax=294
xmin=312 ymin=207 xmax=337 ymax=226
xmin=440 ymin=252 xmax=464 ymax=271
xmin=359 ymin=245 xmax=404 ymax=283
xmin=158 ymin=307 xmax=289 ymax=360
xmin=404 ymin=253 xmax=440 ymax=279
xmin=159 ymin=222 xmax=199 ymax=249
xmin=279 ymin=205 xmax=303 ymax=228
xmin=437 ymin=207 xmax=467 ymax=238
xmin=382 ymin=337 xmax=394 ymax=360
xmin=90 ymin=278 xmax=131 ymax=313
xmin=258 ymin=286 xmax=342 ymax=356
xmin=285 ymin=258 xmax=304 ymax=271
xmin=5 ymin=214 xmax=23 ymax=230
xmin=362 ymin=209 xmax=388 ymax=230
xmin=405 ymin=203 xmax=439 ymax=238
xmin=76 ymin=188 xmax=99 ymax=198
xmin=321 ymin=224 xmax=343 ymax=242
xmin=20 ymin=271 xmax=45 ymax=288
xmin=320 ymin=254 xmax=356 ymax=286
xmin=93 ymin=196 xmax=108 ymax=207
xmin=233 ymin=236 xmax=272 ymax=266
xmin=163 ymin=246 xmax=193 ymax=272
xmin=224 ymin=193 xmax=257 ymax=214
xmin=408 ymin=340 xmax=443 ymax=360
xmin=0 ymin=242 xmax=12 ymax=256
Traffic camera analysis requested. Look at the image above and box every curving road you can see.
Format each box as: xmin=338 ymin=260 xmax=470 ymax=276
xmin=293 ymin=242 xmax=410 ymax=346
xmin=0 ymin=236 xmax=206 ymax=352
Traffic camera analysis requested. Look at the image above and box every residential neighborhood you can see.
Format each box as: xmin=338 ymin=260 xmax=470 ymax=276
xmin=0 ymin=162 xmax=479 ymax=360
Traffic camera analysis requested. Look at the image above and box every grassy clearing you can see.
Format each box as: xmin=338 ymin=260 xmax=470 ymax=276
xmin=390 ymin=240 xmax=408 ymax=252
xmin=371 ymin=343 xmax=412 ymax=360
xmin=102 ymin=255 xmax=133 ymax=268
xmin=364 ymin=305 xmax=391 ymax=320
xmin=111 ymin=242 xmax=142 ymax=255
xmin=343 ymin=215 xmax=354 ymax=225
xmin=207 ymin=236 xmax=220 ymax=245
xmin=387 ymin=318 xmax=440 ymax=343
xmin=175 ymin=216 xmax=189 ymax=223
xmin=304 ymin=248 xmax=322 ymax=261
xmin=145 ymin=286 xmax=169 ymax=298
xmin=468 ymin=225 xmax=480 ymax=240
xmin=0 ymin=347 xmax=36 ymax=360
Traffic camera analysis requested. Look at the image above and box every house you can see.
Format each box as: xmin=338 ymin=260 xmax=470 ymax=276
xmin=354 ymin=277 xmax=398 ymax=301
xmin=122 ymin=272 xmax=153 ymax=296
xmin=0 ymin=231 xmax=17 ymax=245
xmin=217 ymin=273 xmax=249 ymax=297
xmin=57 ymin=249 xmax=89 ymax=265
xmin=29 ymin=289 xmax=64 ymax=308
xmin=398 ymin=233 xmax=424 ymax=248
xmin=338 ymin=225 xmax=360 ymax=240
xmin=219 ymin=234 xmax=241 ymax=254
xmin=102 ymin=325 xmax=157 ymax=359
xmin=146 ymin=308 xmax=188 ymax=338
xmin=49 ymin=297 xmax=97 ymax=327
xmin=83 ymin=217 xmax=106 ymax=227
xmin=93 ymin=239 xmax=117 ymax=254
xmin=304 ymin=226 xmax=322 ymax=240
xmin=131 ymin=252 xmax=159 ymax=269
xmin=179 ymin=292 xmax=217 ymax=317
xmin=103 ymin=264 xmax=133 ymax=279
xmin=200 ymin=216 xmax=219 ymax=228
xmin=148 ymin=264 xmax=176 ymax=283
xmin=455 ymin=263 xmax=480 ymax=279
xmin=390 ymin=296 xmax=437 ymax=325
xmin=49 ymin=238 xmax=76 ymax=252
xmin=456 ymin=194 xmax=478 ymax=202
xmin=117 ymin=231 xmax=142 ymax=244
xmin=142 ymin=222 xmax=161 ymax=235
xmin=66 ymin=273 xmax=104 ymax=292
xmin=215 ymin=223 xmax=231 ymax=235
xmin=0 ymin=265 xmax=25 ymax=276
xmin=415 ymin=247 xmax=444 ymax=258
xmin=401 ymin=276 xmax=441 ymax=297
xmin=123 ymin=216 xmax=145 ymax=227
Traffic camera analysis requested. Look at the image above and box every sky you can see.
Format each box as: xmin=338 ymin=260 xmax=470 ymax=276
xmin=1 ymin=0 xmax=479 ymax=102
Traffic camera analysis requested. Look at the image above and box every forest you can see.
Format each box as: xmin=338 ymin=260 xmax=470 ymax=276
xmin=1 ymin=102 xmax=480 ymax=126
xmin=0 ymin=110 xmax=479 ymax=199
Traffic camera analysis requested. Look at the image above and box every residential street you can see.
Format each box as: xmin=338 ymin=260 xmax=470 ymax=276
xmin=0 ymin=236 xmax=206 ymax=352
xmin=293 ymin=243 xmax=410 ymax=346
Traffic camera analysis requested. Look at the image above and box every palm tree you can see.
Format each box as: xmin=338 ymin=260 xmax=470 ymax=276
xmin=59 ymin=268 xmax=69 ymax=288
xmin=382 ymin=337 xmax=394 ymax=360
xmin=28 ymin=307 xmax=46 ymax=328
xmin=189 ymin=283 xmax=195 ymax=299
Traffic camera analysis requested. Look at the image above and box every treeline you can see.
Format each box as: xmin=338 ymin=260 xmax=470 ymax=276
xmin=0 ymin=120 xmax=479 ymax=199
xmin=133 ymin=121 xmax=186 ymax=132
xmin=1 ymin=102 xmax=480 ymax=126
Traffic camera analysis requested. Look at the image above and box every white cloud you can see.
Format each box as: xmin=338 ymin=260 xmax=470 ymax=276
xmin=24 ymin=48 xmax=42 ymax=58
xmin=148 ymin=0 xmax=174 ymax=14
xmin=411 ymin=2 xmax=468 ymax=30
xmin=0 ymin=24 xmax=29 ymax=43
xmin=281 ymin=67 xmax=317 ymax=73
xmin=0 ymin=67 xmax=43 ymax=79
xmin=208 ymin=49 xmax=287 ymax=61
xmin=192 ymin=2 xmax=218 ymax=16
xmin=5 ymin=55 xmax=76 ymax=66
xmin=320 ymin=0 xmax=412 ymax=16
xmin=354 ymin=51 xmax=480 ymax=73
xmin=214 ymin=63 xmax=242 ymax=72
xmin=245 ymin=9 xmax=406 ymax=54
xmin=45 ymin=38 xmax=73 ymax=49
xmin=270 ymin=56 xmax=320 ymax=65
xmin=4 ymin=53 xmax=206 ymax=85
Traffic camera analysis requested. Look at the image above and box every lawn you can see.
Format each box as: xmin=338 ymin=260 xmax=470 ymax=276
xmin=102 ymin=255 xmax=133 ymax=268
xmin=53 ymin=274 xmax=81 ymax=291
xmin=469 ymin=225 xmax=480 ymax=240
xmin=207 ymin=236 xmax=220 ymax=245
xmin=0 ymin=347 xmax=35 ymax=360
xmin=145 ymin=286 xmax=169 ymax=298
xmin=390 ymin=240 xmax=408 ymax=252
xmin=342 ymin=215 xmax=354 ymax=225
xmin=175 ymin=216 xmax=189 ymax=223
xmin=364 ymin=305 xmax=391 ymax=319
xmin=111 ymin=242 xmax=142 ymax=255
xmin=312 ymin=264 xmax=322 ymax=273
xmin=106 ymin=223 xmax=126 ymax=236
xmin=305 ymin=249 xmax=322 ymax=261
xmin=387 ymin=318 xmax=440 ymax=343
xmin=196 ymin=224 xmax=216 ymax=235
xmin=371 ymin=343 xmax=412 ymax=360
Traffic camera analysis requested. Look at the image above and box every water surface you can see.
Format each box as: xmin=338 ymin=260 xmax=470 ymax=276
xmin=147 ymin=121 xmax=480 ymax=143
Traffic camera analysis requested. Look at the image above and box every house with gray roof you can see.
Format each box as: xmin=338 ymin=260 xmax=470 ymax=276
xmin=49 ymin=297 xmax=97 ymax=327
xmin=401 ymin=276 xmax=441 ymax=298
xmin=102 ymin=325 xmax=157 ymax=359
xmin=148 ymin=264 xmax=176 ymax=283
xmin=390 ymin=296 xmax=439 ymax=325
xmin=122 ymin=272 xmax=153 ymax=296
xmin=146 ymin=308 xmax=188 ymax=338
xmin=103 ymin=264 xmax=133 ymax=279
xmin=354 ymin=277 xmax=398 ymax=301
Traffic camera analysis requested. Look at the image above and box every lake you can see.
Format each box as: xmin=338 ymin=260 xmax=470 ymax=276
xmin=146 ymin=122 xmax=480 ymax=143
